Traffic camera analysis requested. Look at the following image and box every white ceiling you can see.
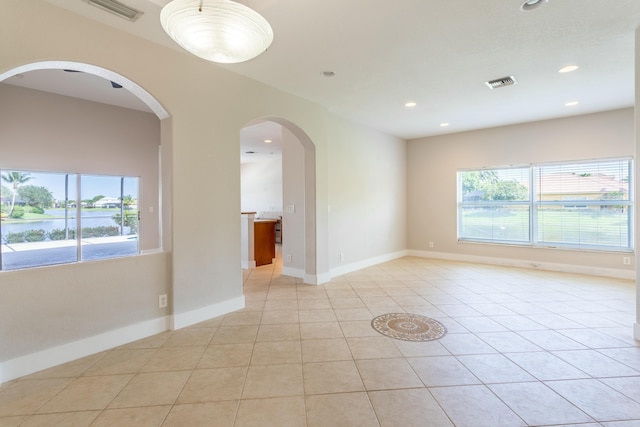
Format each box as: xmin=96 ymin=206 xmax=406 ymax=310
xmin=9 ymin=0 xmax=640 ymax=145
xmin=240 ymin=120 xmax=283 ymax=164
xmin=3 ymin=69 xmax=151 ymax=113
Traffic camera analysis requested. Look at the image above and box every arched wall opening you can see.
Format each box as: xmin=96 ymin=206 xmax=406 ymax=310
xmin=0 ymin=61 xmax=170 ymax=254
xmin=240 ymin=116 xmax=317 ymax=282
xmin=0 ymin=60 xmax=173 ymax=383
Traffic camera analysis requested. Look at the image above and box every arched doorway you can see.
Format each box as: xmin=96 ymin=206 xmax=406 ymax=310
xmin=240 ymin=117 xmax=318 ymax=283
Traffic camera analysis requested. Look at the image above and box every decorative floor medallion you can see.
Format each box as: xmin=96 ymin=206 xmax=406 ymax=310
xmin=371 ymin=313 xmax=447 ymax=342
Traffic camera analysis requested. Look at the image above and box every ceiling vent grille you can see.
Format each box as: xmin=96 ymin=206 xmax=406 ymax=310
xmin=485 ymin=76 xmax=517 ymax=89
xmin=84 ymin=0 xmax=143 ymax=21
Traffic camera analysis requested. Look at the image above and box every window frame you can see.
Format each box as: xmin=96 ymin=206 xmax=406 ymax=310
xmin=457 ymin=165 xmax=532 ymax=245
xmin=457 ymin=158 xmax=634 ymax=253
xmin=0 ymin=169 xmax=141 ymax=271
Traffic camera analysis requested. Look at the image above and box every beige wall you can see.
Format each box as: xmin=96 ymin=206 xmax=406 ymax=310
xmin=408 ymin=108 xmax=635 ymax=276
xmin=240 ymin=158 xmax=283 ymax=214
xmin=282 ymin=126 xmax=306 ymax=274
xmin=1 ymin=252 xmax=168 ymax=361
xmin=328 ymin=114 xmax=408 ymax=271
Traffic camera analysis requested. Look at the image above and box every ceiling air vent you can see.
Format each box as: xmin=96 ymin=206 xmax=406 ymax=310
xmin=84 ymin=0 xmax=143 ymax=22
xmin=485 ymin=76 xmax=517 ymax=89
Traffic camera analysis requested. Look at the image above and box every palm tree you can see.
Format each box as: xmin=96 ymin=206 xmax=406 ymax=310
xmin=121 ymin=195 xmax=135 ymax=208
xmin=1 ymin=171 xmax=32 ymax=216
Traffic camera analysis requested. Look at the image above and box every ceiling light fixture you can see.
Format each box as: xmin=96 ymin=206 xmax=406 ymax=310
xmin=404 ymin=102 xmax=417 ymax=108
xmin=521 ymin=0 xmax=548 ymax=11
xmin=565 ymin=101 xmax=579 ymax=106
xmin=558 ymin=65 xmax=579 ymax=73
xmin=440 ymin=122 xmax=450 ymax=127
xmin=160 ymin=0 xmax=274 ymax=64
xmin=264 ymin=139 xmax=272 ymax=143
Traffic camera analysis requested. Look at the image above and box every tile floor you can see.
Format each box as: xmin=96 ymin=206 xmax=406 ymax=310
xmin=1 ymin=255 xmax=640 ymax=426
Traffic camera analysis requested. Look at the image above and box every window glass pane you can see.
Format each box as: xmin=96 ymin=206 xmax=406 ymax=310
xmin=537 ymin=160 xmax=630 ymax=202
xmin=459 ymin=167 xmax=531 ymax=243
xmin=460 ymin=205 xmax=530 ymax=242
xmin=537 ymin=207 xmax=631 ymax=249
xmin=80 ymin=175 xmax=138 ymax=261
xmin=536 ymin=160 xmax=632 ymax=250
xmin=1 ymin=171 xmax=78 ymax=270
xmin=461 ymin=168 xmax=530 ymax=202
xmin=121 ymin=177 xmax=139 ymax=239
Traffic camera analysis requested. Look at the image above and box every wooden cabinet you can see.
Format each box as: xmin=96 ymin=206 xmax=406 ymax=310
xmin=254 ymin=220 xmax=276 ymax=266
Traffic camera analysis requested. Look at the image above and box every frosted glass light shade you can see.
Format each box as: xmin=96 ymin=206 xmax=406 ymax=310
xmin=161 ymin=0 xmax=273 ymax=64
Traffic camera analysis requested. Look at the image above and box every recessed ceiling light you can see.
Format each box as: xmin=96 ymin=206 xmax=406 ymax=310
xmin=559 ymin=65 xmax=579 ymax=73
xmin=404 ymin=102 xmax=417 ymax=108
xmin=565 ymin=101 xmax=579 ymax=107
xmin=440 ymin=122 xmax=450 ymax=127
xmin=521 ymin=0 xmax=548 ymax=11
xmin=264 ymin=139 xmax=272 ymax=144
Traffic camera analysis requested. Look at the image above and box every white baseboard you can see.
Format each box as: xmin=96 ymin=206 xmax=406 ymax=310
xmin=282 ymin=266 xmax=304 ymax=279
xmin=312 ymin=272 xmax=332 ymax=285
xmin=302 ymin=272 xmax=332 ymax=285
xmin=330 ymin=250 xmax=409 ymax=279
xmin=171 ymin=296 xmax=245 ymax=330
xmin=281 ymin=267 xmax=331 ymax=285
xmin=242 ymin=260 xmax=256 ymax=269
xmin=0 ymin=316 xmax=170 ymax=384
xmin=408 ymin=250 xmax=635 ymax=280
xmin=635 ymin=323 xmax=640 ymax=341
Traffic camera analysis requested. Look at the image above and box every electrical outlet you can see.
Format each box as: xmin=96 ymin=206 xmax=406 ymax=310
xmin=286 ymin=254 xmax=292 ymax=263
xmin=429 ymin=241 xmax=434 ymax=248
xmin=623 ymin=256 xmax=631 ymax=265
xmin=159 ymin=294 xmax=168 ymax=308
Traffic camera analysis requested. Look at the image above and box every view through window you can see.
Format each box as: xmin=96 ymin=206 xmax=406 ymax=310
xmin=458 ymin=159 xmax=632 ymax=251
xmin=0 ymin=170 xmax=139 ymax=270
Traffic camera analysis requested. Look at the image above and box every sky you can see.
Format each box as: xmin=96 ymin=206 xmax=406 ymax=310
xmin=1 ymin=171 xmax=138 ymax=201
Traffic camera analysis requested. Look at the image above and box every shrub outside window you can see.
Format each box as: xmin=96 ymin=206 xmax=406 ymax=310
xmin=0 ymin=170 xmax=139 ymax=270
xmin=458 ymin=159 xmax=633 ymax=252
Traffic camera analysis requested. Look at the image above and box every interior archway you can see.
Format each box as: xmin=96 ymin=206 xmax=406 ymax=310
xmin=240 ymin=116 xmax=318 ymax=283
xmin=0 ymin=60 xmax=173 ymax=381
xmin=0 ymin=61 xmax=172 ymax=253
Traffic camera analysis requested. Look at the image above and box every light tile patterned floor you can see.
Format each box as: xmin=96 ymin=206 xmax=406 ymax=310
xmin=1 ymin=256 xmax=640 ymax=426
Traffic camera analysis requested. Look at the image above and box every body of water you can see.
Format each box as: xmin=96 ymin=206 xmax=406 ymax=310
xmin=1 ymin=209 xmax=132 ymax=236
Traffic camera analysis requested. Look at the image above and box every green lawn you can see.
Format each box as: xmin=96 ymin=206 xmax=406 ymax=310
xmin=461 ymin=207 xmax=630 ymax=248
xmin=2 ymin=208 xmax=123 ymax=223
